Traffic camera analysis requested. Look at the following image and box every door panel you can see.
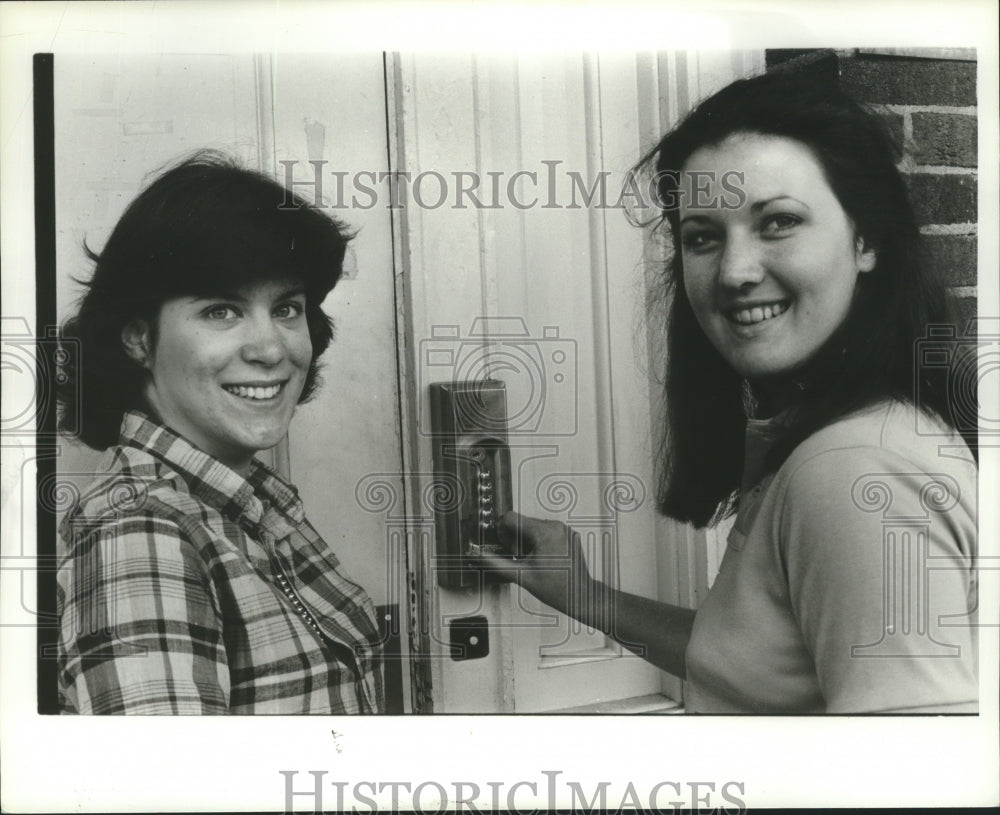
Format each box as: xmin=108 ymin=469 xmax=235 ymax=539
xmin=395 ymin=53 xmax=665 ymax=712
xmin=269 ymin=53 xmax=403 ymax=610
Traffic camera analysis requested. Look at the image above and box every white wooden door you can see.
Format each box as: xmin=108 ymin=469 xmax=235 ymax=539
xmin=392 ymin=50 xmax=764 ymax=712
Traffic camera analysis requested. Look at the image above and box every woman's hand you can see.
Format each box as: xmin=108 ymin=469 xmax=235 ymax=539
xmin=477 ymin=511 xmax=596 ymax=620
xmin=478 ymin=510 xmax=696 ymax=678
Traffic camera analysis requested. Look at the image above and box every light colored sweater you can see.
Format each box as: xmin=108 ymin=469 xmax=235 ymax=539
xmin=685 ymin=400 xmax=978 ymax=714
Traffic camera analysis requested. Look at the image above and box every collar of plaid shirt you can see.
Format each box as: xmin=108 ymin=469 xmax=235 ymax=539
xmin=121 ymin=409 xmax=305 ymax=547
xmin=57 ymin=410 xmax=385 ymax=714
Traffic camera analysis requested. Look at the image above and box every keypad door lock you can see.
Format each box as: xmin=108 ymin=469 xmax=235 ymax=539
xmin=429 ymin=380 xmax=513 ymax=589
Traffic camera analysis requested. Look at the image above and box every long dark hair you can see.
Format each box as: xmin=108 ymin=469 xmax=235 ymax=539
xmin=635 ymin=71 xmax=972 ymax=527
xmin=58 ymin=151 xmax=352 ymax=450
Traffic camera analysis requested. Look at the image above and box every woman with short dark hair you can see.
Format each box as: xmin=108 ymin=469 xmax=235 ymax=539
xmin=483 ymin=72 xmax=978 ymax=714
xmin=56 ymin=152 xmax=384 ymax=714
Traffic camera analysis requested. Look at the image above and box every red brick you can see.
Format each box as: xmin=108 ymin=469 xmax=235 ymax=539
xmin=912 ymin=112 xmax=977 ymax=167
xmin=906 ymin=174 xmax=977 ymax=225
xmin=947 ymin=295 xmax=978 ymax=336
xmin=840 ymin=57 xmax=976 ymax=107
xmin=924 ymin=234 xmax=978 ymax=286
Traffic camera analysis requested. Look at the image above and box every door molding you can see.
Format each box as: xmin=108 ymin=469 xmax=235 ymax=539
xmin=384 ymin=51 xmax=437 ymax=713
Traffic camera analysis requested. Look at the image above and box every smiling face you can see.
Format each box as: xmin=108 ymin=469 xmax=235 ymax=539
xmin=125 ymin=276 xmax=313 ymax=475
xmin=678 ymin=132 xmax=876 ymax=388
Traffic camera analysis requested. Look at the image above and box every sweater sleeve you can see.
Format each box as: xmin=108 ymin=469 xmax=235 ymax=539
xmin=57 ymin=513 xmax=231 ymax=714
xmin=780 ymin=445 xmax=978 ymax=713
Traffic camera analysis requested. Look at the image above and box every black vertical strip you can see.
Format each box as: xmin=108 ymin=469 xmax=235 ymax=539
xmin=34 ymin=53 xmax=59 ymax=714
xmin=376 ymin=603 xmax=404 ymax=714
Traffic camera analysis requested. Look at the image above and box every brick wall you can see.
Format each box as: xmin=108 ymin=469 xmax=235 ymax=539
xmin=766 ymin=48 xmax=979 ymax=330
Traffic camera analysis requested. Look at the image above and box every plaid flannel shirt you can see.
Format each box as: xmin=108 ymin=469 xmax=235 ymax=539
xmin=57 ymin=411 xmax=384 ymax=714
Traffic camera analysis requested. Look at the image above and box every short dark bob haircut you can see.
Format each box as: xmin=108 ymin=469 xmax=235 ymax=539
xmin=635 ymin=70 xmax=972 ymax=528
xmin=58 ymin=151 xmax=352 ymax=450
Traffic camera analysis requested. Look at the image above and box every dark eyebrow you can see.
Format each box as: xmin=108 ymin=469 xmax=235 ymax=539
xmin=277 ymin=286 xmax=307 ymax=300
xmin=187 ymin=291 xmax=242 ymax=304
xmin=190 ymin=284 xmax=307 ymax=303
xmin=750 ymin=195 xmax=809 ymax=214
xmin=679 ymin=214 xmax=715 ymax=227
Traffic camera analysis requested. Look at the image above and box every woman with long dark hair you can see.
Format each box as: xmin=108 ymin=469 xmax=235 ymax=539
xmin=482 ymin=71 xmax=978 ymax=714
xmin=56 ymin=152 xmax=383 ymax=714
